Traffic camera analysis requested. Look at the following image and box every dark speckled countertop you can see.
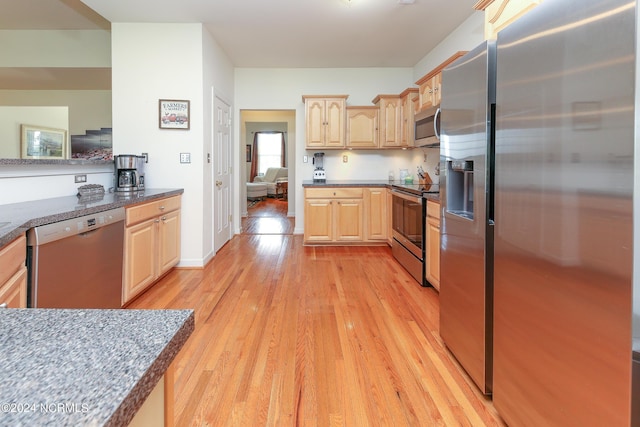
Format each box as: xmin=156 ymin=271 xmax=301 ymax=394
xmin=0 ymin=308 xmax=194 ymax=426
xmin=0 ymin=188 xmax=183 ymax=248
xmin=302 ymin=180 xmax=441 ymax=202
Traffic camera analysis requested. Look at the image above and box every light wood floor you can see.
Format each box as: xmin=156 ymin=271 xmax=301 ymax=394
xmin=242 ymin=197 xmax=294 ymax=235
xmin=129 ymin=202 xmax=505 ymax=426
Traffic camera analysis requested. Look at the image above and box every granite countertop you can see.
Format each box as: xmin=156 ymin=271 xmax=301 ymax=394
xmin=302 ymin=180 xmax=442 ymax=202
xmin=302 ymin=179 xmax=393 ymax=187
xmin=0 ymin=308 xmax=194 ymax=427
xmin=0 ymin=188 xmax=184 ymax=248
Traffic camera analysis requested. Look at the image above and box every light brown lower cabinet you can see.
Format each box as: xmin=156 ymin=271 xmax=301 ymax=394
xmin=364 ymin=188 xmax=387 ymax=241
xmin=304 ymin=187 xmax=388 ymax=244
xmin=304 ymin=188 xmax=363 ymax=243
xmin=0 ymin=235 xmax=27 ymax=308
xmin=123 ymin=196 xmax=181 ymax=305
xmin=425 ymin=199 xmax=441 ymax=290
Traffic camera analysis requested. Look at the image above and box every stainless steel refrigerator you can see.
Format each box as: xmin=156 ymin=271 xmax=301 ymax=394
xmin=439 ymin=40 xmax=496 ymax=396
xmin=493 ymin=0 xmax=634 ymax=425
xmin=440 ymin=0 xmax=635 ymax=424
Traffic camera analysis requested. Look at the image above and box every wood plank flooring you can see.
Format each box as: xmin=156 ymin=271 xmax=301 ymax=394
xmin=242 ymin=198 xmax=294 ymax=235
xmin=129 ymin=201 xmax=505 ymax=426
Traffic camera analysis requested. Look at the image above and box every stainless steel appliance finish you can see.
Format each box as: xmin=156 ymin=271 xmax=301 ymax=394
xmin=414 ymin=106 xmax=440 ymax=147
xmin=391 ymin=188 xmax=425 ymax=285
xmin=27 ymin=207 xmax=125 ymax=308
xmin=493 ymin=0 xmax=634 ymax=425
xmin=439 ymin=40 xmax=496 ymax=395
xmin=115 ymin=154 xmax=145 ymax=192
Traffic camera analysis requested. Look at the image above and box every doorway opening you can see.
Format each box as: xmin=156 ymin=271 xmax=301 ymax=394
xmin=240 ymin=110 xmax=295 ymax=235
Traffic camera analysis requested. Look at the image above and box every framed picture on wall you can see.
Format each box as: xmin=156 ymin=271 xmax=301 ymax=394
xmin=246 ymin=145 xmax=252 ymax=162
xmin=159 ymin=99 xmax=190 ymax=130
xmin=20 ymin=124 xmax=67 ymax=159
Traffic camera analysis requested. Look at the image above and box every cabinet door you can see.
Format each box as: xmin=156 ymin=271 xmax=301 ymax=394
xmin=379 ymin=97 xmax=402 ymax=147
xmin=0 ymin=267 xmax=27 ymax=308
xmin=419 ymin=77 xmax=436 ymax=111
xmin=432 ymin=73 xmax=442 ymax=107
xmin=304 ymin=199 xmax=333 ymax=242
xmin=325 ymin=98 xmax=346 ymax=148
xmin=365 ymin=188 xmax=387 ymax=241
xmin=426 ymin=217 xmax=441 ymax=290
xmin=158 ymin=209 xmax=181 ymax=276
xmin=335 ymin=199 xmax=363 ymax=242
xmin=305 ymin=99 xmax=326 ymax=148
xmin=124 ymin=218 xmax=157 ymax=304
xmin=346 ymin=107 xmax=379 ymax=148
xmin=400 ymin=92 xmax=417 ymax=147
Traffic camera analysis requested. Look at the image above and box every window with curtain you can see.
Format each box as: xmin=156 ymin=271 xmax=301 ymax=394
xmin=256 ymin=132 xmax=283 ymax=175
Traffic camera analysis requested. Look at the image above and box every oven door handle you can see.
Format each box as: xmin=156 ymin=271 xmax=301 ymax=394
xmin=391 ymin=189 xmax=423 ymax=204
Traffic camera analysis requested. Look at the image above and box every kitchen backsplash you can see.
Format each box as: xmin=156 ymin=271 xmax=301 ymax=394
xmin=303 ymin=147 xmax=441 ymax=183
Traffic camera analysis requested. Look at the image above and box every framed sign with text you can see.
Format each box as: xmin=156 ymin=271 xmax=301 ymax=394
xmin=159 ymin=99 xmax=190 ymax=130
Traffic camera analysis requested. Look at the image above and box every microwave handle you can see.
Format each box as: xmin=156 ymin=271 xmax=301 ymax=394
xmin=434 ymin=107 xmax=441 ymax=140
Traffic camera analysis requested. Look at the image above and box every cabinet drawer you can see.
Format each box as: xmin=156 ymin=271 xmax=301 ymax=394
xmin=0 ymin=235 xmax=26 ymax=286
xmin=427 ymin=200 xmax=441 ymax=220
xmin=126 ymin=196 xmax=182 ymax=226
xmin=305 ymin=188 xmax=363 ymax=199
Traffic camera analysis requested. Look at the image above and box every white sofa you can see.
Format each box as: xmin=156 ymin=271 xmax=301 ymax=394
xmin=253 ymin=167 xmax=288 ymax=196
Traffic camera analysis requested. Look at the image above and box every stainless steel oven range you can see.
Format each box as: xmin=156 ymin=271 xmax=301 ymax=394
xmin=391 ymin=183 xmax=436 ymax=286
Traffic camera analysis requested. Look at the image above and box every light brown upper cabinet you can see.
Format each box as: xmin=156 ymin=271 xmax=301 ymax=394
xmin=474 ymin=0 xmax=542 ymax=40
xmin=373 ymin=95 xmax=403 ymax=148
xmin=303 ymin=95 xmax=348 ymax=149
xmin=416 ymin=73 xmax=441 ymax=112
xmin=346 ymin=106 xmax=379 ymax=149
xmin=415 ymin=52 xmax=468 ymax=113
xmin=400 ymin=88 xmax=419 ymax=148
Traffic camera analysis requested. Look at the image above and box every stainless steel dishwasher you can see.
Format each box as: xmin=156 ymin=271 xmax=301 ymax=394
xmin=26 ymin=207 xmax=125 ymax=308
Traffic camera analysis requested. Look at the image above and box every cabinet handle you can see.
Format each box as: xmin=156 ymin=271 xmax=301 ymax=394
xmin=159 ymin=206 xmax=165 ymax=211
xmin=161 ymin=216 xmax=167 ymax=222
xmin=0 ymin=303 xmax=7 ymax=309
xmin=155 ymin=219 xmax=160 ymax=223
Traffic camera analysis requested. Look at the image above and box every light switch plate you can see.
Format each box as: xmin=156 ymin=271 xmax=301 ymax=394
xmin=180 ymin=153 xmax=191 ymax=163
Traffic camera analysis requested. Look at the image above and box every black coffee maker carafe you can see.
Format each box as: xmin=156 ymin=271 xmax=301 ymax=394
xmin=115 ymin=155 xmax=145 ymax=192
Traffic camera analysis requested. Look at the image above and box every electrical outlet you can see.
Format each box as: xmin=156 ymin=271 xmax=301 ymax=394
xmin=75 ymin=174 xmax=87 ymax=183
xmin=343 ymin=155 xmax=348 ymax=163
xmin=180 ymin=153 xmax=191 ymax=163
xmin=303 ymin=155 xmax=308 ymax=163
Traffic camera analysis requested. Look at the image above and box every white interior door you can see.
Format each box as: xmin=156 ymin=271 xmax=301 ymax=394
xmin=213 ymin=95 xmax=232 ymax=253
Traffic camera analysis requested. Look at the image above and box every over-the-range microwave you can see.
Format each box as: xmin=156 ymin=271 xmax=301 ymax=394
xmin=414 ymin=106 xmax=440 ymax=147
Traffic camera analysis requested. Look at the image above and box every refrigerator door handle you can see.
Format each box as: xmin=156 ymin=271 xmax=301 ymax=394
xmin=434 ymin=107 xmax=441 ymax=140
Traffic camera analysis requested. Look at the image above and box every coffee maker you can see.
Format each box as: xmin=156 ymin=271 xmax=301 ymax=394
xmin=313 ymin=152 xmax=326 ymax=182
xmin=115 ymin=154 xmax=145 ymax=192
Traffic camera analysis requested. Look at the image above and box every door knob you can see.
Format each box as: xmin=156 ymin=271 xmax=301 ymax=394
xmin=215 ymin=180 xmax=223 ymax=187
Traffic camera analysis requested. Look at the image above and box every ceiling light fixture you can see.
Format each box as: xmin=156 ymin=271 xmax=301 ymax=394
xmin=398 ymin=0 xmax=416 ymax=4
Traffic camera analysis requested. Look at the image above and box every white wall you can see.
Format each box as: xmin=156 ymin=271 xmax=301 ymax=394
xmin=111 ymin=23 xmax=234 ymax=267
xmin=0 ymin=106 xmax=68 ymax=158
xmin=0 ymin=30 xmax=110 ymax=67
xmin=413 ymin=12 xmax=485 ymax=81
xmin=0 ymin=90 xmax=112 ymax=137
xmin=202 ymin=26 xmax=235 ymax=264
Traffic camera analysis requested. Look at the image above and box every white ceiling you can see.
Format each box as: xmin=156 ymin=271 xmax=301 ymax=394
xmin=84 ymin=0 xmax=480 ymax=68
xmin=2 ymin=0 xmax=478 ymax=68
